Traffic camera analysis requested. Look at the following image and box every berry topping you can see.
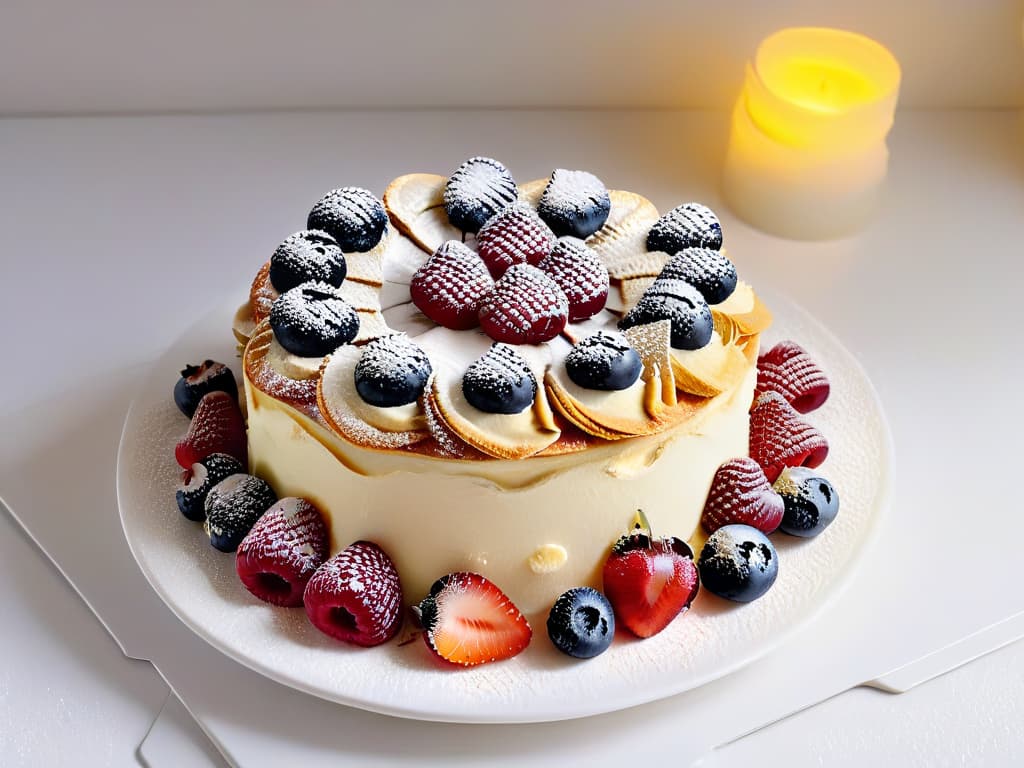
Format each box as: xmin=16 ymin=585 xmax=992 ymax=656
xmin=546 ymin=587 xmax=615 ymax=659
xmin=269 ymin=281 xmax=360 ymax=358
xmin=602 ymin=512 xmax=699 ymax=638
xmin=646 ymin=202 xmax=723 ymax=253
xmin=536 ymin=237 xmax=609 ymax=321
xmin=659 ymin=247 xmax=737 ymax=305
xmin=173 ymin=360 xmax=238 ymax=418
xmin=236 ymin=497 xmax=329 ymax=606
xmin=414 ymin=572 xmax=531 ymax=667
xmin=564 ymin=331 xmax=642 ymax=391
xmin=174 ymin=391 xmax=247 ymax=469
xmin=757 ymin=341 xmax=831 ymax=414
xmin=462 ymin=343 xmax=537 ymax=415
xmin=353 ymin=334 xmax=433 ymax=408
xmin=410 ymin=240 xmax=494 ymax=330
xmin=268 ymin=230 xmax=346 ymax=293
xmin=774 ymin=467 xmax=840 ymax=538
xmin=537 ymin=169 xmax=611 ymax=239
xmin=698 ymin=524 xmax=778 ymax=603
xmin=175 ymin=453 xmax=245 ymax=522
xmin=478 ymin=263 xmax=569 ymax=344
xmin=476 ymin=202 xmax=556 ymax=278
xmin=444 ymin=157 xmax=518 ymax=233
xmin=617 ymin=278 xmax=713 ymax=350
xmin=203 ymin=474 xmax=277 ymax=553
xmin=304 ymin=541 xmax=403 ymax=647
xmin=749 ymin=391 xmax=829 ymax=483
xmin=307 ymin=187 xmax=388 ymax=253
xmin=701 ymin=458 xmax=785 ymax=535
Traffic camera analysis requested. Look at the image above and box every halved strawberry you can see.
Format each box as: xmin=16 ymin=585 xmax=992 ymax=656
xmin=410 ymin=240 xmax=494 ymax=330
xmin=478 ymin=263 xmax=569 ymax=344
xmin=749 ymin=391 xmax=829 ymax=483
xmin=537 ymin=237 xmax=609 ymax=322
xmin=701 ymin=458 xmax=785 ymax=534
xmin=415 ymin=572 xmax=531 ymax=666
xmin=602 ymin=513 xmax=699 ymax=639
xmin=174 ymin=391 xmax=247 ymax=469
xmin=756 ymin=340 xmax=830 ymax=413
xmin=304 ymin=541 xmax=403 ymax=647
xmin=476 ymin=202 xmax=555 ymax=278
xmin=236 ymin=497 xmax=329 ymax=606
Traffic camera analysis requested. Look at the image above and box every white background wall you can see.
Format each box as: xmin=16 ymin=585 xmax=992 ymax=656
xmin=2 ymin=0 xmax=1022 ymax=115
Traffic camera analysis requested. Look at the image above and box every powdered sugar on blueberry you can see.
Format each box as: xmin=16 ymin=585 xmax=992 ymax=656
xmin=538 ymin=169 xmax=611 ymax=239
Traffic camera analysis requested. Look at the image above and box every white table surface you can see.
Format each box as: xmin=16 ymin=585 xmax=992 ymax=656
xmin=2 ymin=108 xmax=1023 ymax=766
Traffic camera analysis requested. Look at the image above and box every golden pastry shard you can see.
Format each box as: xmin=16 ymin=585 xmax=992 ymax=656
xmin=712 ymin=282 xmax=773 ymax=336
xmin=623 ymin=319 xmax=678 ymax=410
xmin=317 ymin=345 xmax=429 ymax=449
xmin=430 ymin=358 xmax=560 ymax=461
xmin=669 ymin=332 xmax=749 ymax=398
xmin=344 ymin=229 xmax=389 ymax=287
xmin=545 ymin=357 xmax=664 ymax=438
xmin=383 ymin=174 xmax=475 ymax=254
xmin=586 ymin=190 xmax=660 ymax=279
xmin=620 ymin=276 xmax=656 ymax=313
xmin=518 ymin=178 xmax=547 ymax=208
xmin=233 ymin=301 xmax=256 ymax=349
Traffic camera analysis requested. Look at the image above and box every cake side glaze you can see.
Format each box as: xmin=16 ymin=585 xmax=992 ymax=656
xmin=244 ymin=343 xmax=757 ymax=615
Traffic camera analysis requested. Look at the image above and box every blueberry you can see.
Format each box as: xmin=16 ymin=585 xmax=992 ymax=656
xmin=354 ymin=335 xmax=433 ymax=408
xmin=462 ymin=344 xmax=536 ymax=415
xmin=547 ymin=587 xmax=615 ymax=659
xmin=307 ymin=187 xmax=388 ymax=253
xmin=659 ymin=247 xmax=737 ymax=305
xmin=203 ymin=474 xmax=277 ymax=552
xmin=268 ymin=230 xmax=346 ymax=293
xmin=444 ymin=157 xmax=518 ymax=233
xmin=175 ymin=453 xmax=245 ymax=521
xmin=537 ymin=169 xmax=611 ymax=239
xmin=269 ymin=281 xmax=360 ymax=358
xmin=173 ymin=360 xmax=238 ymax=418
xmin=698 ymin=524 xmax=778 ymax=603
xmin=565 ymin=331 xmax=642 ymax=391
xmin=646 ymin=202 xmax=723 ymax=253
xmin=617 ymin=278 xmax=713 ymax=350
xmin=774 ymin=467 xmax=840 ymax=538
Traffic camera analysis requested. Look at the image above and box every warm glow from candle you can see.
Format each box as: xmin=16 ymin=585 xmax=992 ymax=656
xmin=722 ymin=27 xmax=901 ymax=240
xmin=772 ymin=59 xmax=878 ymax=113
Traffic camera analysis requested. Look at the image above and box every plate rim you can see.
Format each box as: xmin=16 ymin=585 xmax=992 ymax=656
xmin=116 ymin=292 xmax=893 ymax=723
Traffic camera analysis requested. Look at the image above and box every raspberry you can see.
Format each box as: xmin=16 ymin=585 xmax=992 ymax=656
xmin=476 ymin=203 xmax=555 ymax=278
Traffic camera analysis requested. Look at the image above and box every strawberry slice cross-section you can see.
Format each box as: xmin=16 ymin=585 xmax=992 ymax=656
xmin=415 ymin=571 xmax=532 ymax=667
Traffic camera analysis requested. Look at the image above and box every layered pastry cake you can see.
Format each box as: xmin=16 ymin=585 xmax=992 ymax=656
xmin=228 ymin=158 xmax=773 ymax=618
xmin=172 ymin=156 xmax=844 ymax=666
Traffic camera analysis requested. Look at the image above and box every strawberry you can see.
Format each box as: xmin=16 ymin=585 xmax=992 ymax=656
xmin=756 ymin=340 xmax=831 ymax=414
xmin=749 ymin=391 xmax=829 ymax=484
xmin=537 ymin=237 xmax=609 ymax=322
xmin=478 ymin=263 xmax=569 ymax=344
xmin=701 ymin=458 xmax=785 ymax=535
xmin=476 ymin=202 xmax=555 ymax=278
xmin=236 ymin=498 xmax=329 ymax=606
xmin=174 ymin=391 xmax=247 ymax=469
xmin=410 ymin=240 xmax=494 ymax=330
xmin=602 ymin=512 xmax=699 ymax=639
xmin=415 ymin=572 xmax=531 ymax=666
xmin=304 ymin=541 xmax=403 ymax=647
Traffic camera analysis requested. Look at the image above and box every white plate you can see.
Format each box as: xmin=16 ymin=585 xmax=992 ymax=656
xmin=117 ymin=294 xmax=891 ymax=724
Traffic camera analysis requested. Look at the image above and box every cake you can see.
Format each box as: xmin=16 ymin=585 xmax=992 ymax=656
xmin=172 ymin=156 xmax=839 ymax=666
xmin=231 ymin=159 xmax=771 ymax=617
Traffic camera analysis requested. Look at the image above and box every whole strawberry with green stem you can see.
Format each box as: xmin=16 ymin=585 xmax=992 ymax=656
xmin=602 ymin=510 xmax=700 ymax=638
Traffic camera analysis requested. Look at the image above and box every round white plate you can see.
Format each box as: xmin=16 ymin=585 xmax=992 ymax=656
xmin=117 ymin=294 xmax=891 ymax=724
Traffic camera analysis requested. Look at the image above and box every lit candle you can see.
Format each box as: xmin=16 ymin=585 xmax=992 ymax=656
xmin=723 ymin=28 xmax=901 ymax=240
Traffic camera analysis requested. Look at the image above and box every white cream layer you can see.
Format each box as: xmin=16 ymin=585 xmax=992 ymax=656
xmin=245 ymin=359 xmax=756 ymax=617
